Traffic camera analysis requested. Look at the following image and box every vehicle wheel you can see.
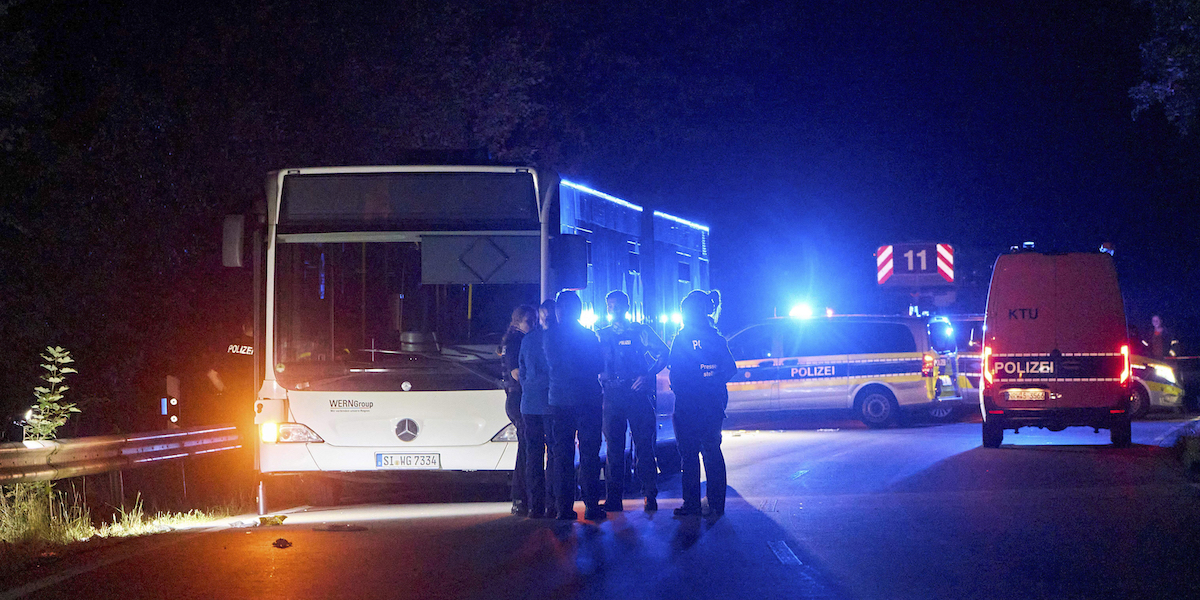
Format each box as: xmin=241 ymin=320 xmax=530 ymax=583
xmin=982 ymin=418 xmax=1004 ymax=448
xmin=1110 ymin=418 xmax=1132 ymax=448
xmin=857 ymin=387 xmax=899 ymax=428
xmin=928 ymin=403 xmax=959 ymax=423
xmin=1129 ymin=384 xmax=1151 ymax=419
xmin=302 ymin=475 xmax=342 ymax=506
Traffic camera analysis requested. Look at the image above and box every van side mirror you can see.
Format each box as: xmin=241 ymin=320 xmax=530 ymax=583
xmin=928 ymin=320 xmax=957 ymax=354
xmin=223 ymin=215 xmax=246 ymax=268
xmin=550 ymin=234 xmax=588 ymax=290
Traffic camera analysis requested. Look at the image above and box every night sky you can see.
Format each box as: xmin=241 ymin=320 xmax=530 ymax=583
xmin=1 ymin=0 xmax=1197 ymax=428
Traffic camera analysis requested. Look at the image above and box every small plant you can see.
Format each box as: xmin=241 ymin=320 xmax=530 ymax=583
xmin=25 ymin=346 xmax=80 ymax=441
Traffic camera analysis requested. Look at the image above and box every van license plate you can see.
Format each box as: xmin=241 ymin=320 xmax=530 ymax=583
xmin=376 ymin=453 xmax=441 ymax=469
xmin=1005 ymin=389 xmax=1047 ymax=401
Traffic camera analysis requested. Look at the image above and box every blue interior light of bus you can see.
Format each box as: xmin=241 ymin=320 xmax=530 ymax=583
xmin=561 ymin=180 xmax=643 ymax=212
xmin=652 ymin=210 xmax=710 ymax=233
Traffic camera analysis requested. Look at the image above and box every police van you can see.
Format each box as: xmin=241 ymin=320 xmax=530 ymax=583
xmin=719 ymin=315 xmax=967 ymax=427
xmin=953 ymin=314 xmax=1183 ymax=420
xmin=980 ymin=249 xmax=1132 ymax=447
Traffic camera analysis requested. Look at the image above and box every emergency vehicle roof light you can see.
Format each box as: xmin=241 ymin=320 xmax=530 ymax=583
xmin=789 ymin=304 xmax=814 ymax=319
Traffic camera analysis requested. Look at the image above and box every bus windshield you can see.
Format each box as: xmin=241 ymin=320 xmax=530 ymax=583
xmin=273 ymin=241 xmax=538 ymax=392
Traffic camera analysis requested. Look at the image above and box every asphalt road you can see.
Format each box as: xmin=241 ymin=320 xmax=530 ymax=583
xmin=6 ymin=412 xmax=1200 ymax=600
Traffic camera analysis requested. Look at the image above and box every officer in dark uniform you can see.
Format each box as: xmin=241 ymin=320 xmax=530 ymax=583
xmin=598 ymin=290 xmax=670 ymax=512
xmin=544 ymin=290 xmax=606 ymax=522
xmin=668 ymin=290 xmax=737 ymax=518
xmin=206 ymin=321 xmax=257 ymax=427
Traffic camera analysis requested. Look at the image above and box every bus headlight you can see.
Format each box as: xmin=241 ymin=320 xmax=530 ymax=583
xmin=1153 ymin=364 xmax=1177 ymax=385
xmin=491 ymin=423 xmax=518 ymax=442
xmin=262 ymin=422 xmax=324 ymax=443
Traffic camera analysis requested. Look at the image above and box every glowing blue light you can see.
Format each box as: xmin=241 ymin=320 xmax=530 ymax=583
xmin=789 ymin=304 xmax=814 ymax=319
xmin=561 ymin=180 xmax=643 ymax=212
xmin=671 ymin=313 xmax=683 ymax=325
xmin=653 ymin=210 xmax=710 ymax=233
xmin=624 ymin=312 xmax=632 ymax=321
xmin=825 ymin=308 xmax=835 ymax=318
xmin=658 ymin=314 xmax=669 ymax=324
xmin=579 ymin=308 xmax=599 ymax=328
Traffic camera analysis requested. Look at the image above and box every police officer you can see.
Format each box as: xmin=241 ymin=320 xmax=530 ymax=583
xmin=598 ymin=290 xmax=669 ymax=512
xmin=519 ymin=299 xmax=557 ymax=518
xmin=668 ymin=290 xmax=737 ymax=518
xmin=206 ymin=321 xmax=257 ymax=427
xmin=544 ymin=290 xmax=606 ymax=521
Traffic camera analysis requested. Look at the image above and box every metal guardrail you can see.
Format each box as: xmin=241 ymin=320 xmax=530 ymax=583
xmin=0 ymin=425 xmax=243 ymax=484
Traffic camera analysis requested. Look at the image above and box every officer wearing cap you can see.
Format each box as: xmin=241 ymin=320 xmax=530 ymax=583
xmin=598 ymin=290 xmax=669 ymax=512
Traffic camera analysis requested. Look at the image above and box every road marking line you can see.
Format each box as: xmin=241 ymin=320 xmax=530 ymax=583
xmin=768 ymin=540 xmax=803 ymax=565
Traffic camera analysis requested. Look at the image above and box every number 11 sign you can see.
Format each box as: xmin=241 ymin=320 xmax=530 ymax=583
xmin=876 ymin=243 xmax=954 ymax=286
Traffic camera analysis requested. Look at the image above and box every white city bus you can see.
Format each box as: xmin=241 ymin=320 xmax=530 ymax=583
xmin=223 ymin=166 xmax=709 ymax=506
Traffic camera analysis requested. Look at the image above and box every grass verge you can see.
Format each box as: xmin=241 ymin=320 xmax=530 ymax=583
xmin=0 ymin=483 xmax=244 ymax=579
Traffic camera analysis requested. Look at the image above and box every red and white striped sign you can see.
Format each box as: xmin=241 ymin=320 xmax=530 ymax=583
xmin=936 ymin=243 xmax=954 ymax=282
xmin=876 ymin=245 xmax=894 ymax=284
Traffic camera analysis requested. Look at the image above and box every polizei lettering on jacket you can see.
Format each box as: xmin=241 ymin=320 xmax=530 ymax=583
xmin=227 ymin=345 xmax=254 ymax=355
xmin=992 ymin=360 xmax=1055 ymax=377
xmin=329 ymin=399 xmax=375 ymax=410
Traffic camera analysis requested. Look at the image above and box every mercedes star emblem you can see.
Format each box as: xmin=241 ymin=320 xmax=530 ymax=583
xmin=396 ymin=418 xmax=419 ymax=442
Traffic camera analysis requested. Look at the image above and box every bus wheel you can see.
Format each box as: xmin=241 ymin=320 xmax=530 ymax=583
xmin=928 ymin=403 xmax=959 ymax=423
xmin=857 ymin=387 xmax=899 ymax=428
xmin=1111 ymin=418 xmax=1132 ymax=448
xmin=1129 ymin=385 xmax=1151 ymax=419
xmin=982 ymin=418 xmax=1004 ymax=448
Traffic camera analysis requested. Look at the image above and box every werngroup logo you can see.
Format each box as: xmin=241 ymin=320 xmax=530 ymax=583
xmin=396 ymin=418 xmax=420 ymax=442
xmin=329 ymin=399 xmax=374 ymax=412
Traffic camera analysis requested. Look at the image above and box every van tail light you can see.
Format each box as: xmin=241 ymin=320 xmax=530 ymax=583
xmin=1119 ymin=344 xmax=1130 ymax=384
xmin=922 ymin=354 xmax=935 ymax=377
xmin=982 ymin=345 xmax=993 ymax=388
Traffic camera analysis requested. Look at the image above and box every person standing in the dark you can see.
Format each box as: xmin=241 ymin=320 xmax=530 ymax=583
xmin=519 ymin=299 xmax=557 ymax=518
xmin=1142 ymin=315 xmax=1180 ymax=359
xmin=206 ymin=321 xmax=257 ymax=427
xmin=501 ymin=304 xmax=538 ymax=516
xmin=669 ymin=290 xmax=737 ymax=518
xmin=545 ymin=290 xmax=606 ymax=521
xmin=598 ymin=290 xmax=670 ymax=512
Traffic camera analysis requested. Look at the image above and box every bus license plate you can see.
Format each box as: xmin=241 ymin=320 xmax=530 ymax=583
xmin=1004 ymin=389 xmax=1047 ymax=402
xmin=376 ymin=453 xmax=441 ymax=469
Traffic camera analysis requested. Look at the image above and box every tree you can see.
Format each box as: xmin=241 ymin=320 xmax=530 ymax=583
xmin=1130 ymin=0 xmax=1200 ymax=134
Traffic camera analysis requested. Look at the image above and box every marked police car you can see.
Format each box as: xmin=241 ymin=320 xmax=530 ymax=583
xmin=1129 ymin=355 xmax=1185 ymax=417
xmin=716 ymin=315 xmax=968 ymax=427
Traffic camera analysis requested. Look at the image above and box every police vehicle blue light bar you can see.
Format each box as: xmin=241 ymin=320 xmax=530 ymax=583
xmin=561 ymin=180 xmax=643 ymax=212
xmin=653 ymin=210 xmax=710 ymax=233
